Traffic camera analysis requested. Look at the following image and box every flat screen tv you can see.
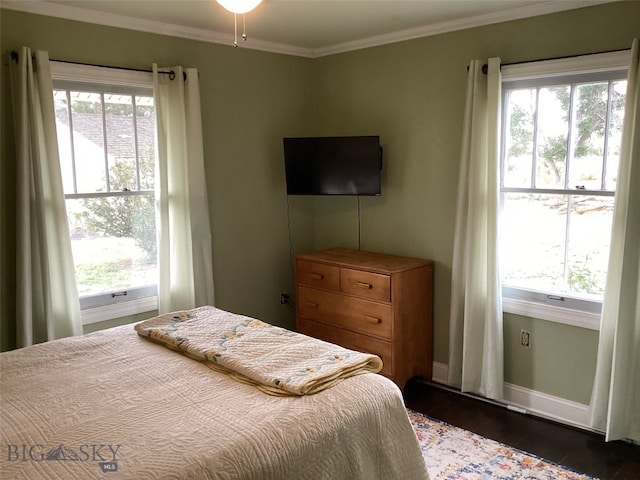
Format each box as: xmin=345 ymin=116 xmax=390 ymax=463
xmin=283 ymin=136 xmax=382 ymax=196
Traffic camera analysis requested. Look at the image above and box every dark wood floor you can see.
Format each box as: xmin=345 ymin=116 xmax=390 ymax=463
xmin=403 ymin=379 xmax=640 ymax=480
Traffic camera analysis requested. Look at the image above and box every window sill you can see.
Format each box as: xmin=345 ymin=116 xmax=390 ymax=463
xmin=81 ymin=296 xmax=158 ymax=325
xmin=503 ymin=297 xmax=601 ymax=330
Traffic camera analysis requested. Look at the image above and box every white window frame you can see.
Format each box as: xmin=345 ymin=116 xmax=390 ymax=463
xmin=51 ymin=62 xmax=158 ymax=324
xmin=500 ymin=51 xmax=629 ymax=330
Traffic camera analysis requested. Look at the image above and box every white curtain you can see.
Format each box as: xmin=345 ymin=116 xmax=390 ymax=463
xmin=448 ymin=58 xmax=504 ymax=401
xmin=589 ymin=39 xmax=640 ymax=443
xmin=9 ymin=47 xmax=82 ymax=347
xmin=153 ymin=65 xmax=214 ymax=313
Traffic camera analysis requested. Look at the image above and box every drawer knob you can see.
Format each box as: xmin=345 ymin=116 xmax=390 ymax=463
xmin=311 ymin=273 xmax=324 ymax=280
xmin=356 ymin=282 xmax=373 ymax=289
xmin=305 ymin=301 xmax=318 ymax=308
xmin=364 ymin=315 xmax=382 ymax=324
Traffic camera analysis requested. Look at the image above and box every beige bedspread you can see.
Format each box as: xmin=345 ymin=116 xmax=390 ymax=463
xmin=0 ymin=317 xmax=428 ymax=480
xmin=134 ymin=306 xmax=383 ymax=396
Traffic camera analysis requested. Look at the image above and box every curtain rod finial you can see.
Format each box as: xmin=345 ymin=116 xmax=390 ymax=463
xmin=465 ymin=63 xmax=489 ymax=75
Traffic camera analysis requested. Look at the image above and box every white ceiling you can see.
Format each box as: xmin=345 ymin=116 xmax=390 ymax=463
xmin=3 ymin=0 xmax=614 ymax=57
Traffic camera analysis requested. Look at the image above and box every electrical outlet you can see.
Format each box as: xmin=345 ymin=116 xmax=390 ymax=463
xmin=280 ymin=292 xmax=290 ymax=305
xmin=520 ymin=329 xmax=531 ymax=348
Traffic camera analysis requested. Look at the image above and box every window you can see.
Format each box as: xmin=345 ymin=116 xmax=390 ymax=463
xmin=51 ymin=63 xmax=157 ymax=323
xmin=499 ymin=52 xmax=629 ymax=328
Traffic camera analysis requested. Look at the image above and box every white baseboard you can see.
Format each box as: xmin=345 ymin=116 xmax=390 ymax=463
xmin=432 ymin=361 xmax=449 ymax=385
xmin=430 ymin=362 xmax=597 ymax=432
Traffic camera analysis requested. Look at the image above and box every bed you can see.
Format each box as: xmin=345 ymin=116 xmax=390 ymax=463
xmin=0 ymin=306 xmax=428 ymax=479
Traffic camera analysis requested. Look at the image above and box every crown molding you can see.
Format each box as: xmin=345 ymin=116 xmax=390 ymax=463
xmin=2 ymin=0 xmax=617 ymax=59
xmin=309 ymin=0 xmax=617 ymax=58
xmin=1 ymin=0 xmax=312 ymax=58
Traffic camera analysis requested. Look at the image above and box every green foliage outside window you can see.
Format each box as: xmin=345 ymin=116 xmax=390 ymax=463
xmin=78 ymin=155 xmax=156 ymax=261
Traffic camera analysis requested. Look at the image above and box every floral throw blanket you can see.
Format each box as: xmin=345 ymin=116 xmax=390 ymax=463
xmin=134 ymin=306 xmax=383 ymax=396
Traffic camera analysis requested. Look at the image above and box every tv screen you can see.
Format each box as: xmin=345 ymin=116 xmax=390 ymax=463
xmin=283 ymin=136 xmax=382 ymax=196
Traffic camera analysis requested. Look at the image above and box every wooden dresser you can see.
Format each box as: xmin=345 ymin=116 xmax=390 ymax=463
xmin=295 ymin=247 xmax=434 ymax=388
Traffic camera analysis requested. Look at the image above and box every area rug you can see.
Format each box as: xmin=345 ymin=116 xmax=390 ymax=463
xmin=408 ymin=409 xmax=597 ymax=480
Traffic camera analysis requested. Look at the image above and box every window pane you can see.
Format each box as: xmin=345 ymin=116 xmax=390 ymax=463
xmin=566 ymin=195 xmax=613 ymax=298
xmin=104 ymin=94 xmax=137 ymax=192
xmin=66 ymin=195 xmax=157 ymax=297
xmin=503 ymin=89 xmax=535 ymax=188
xmin=69 ymin=92 xmax=107 ymax=193
xmin=536 ymin=86 xmax=569 ymax=188
xmin=136 ymin=96 xmax=155 ymax=190
xmin=54 ymin=90 xmax=75 ymax=194
xmin=501 ymin=192 xmax=612 ymax=300
xmin=605 ymin=80 xmax=627 ymax=190
xmin=501 ymin=193 xmax=567 ymax=293
xmin=568 ymin=82 xmax=608 ymax=190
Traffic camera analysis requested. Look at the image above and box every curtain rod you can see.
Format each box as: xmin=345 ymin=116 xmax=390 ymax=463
xmin=468 ymin=47 xmax=631 ymax=74
xmin=10 ymin=51 xmax=186 ymax=81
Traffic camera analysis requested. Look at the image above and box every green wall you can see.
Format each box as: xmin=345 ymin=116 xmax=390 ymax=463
xmin=305 ymin=1 xmax=639 ymax=404
xmin=1 ymin=2 xmax=639 ymax=404
xmin=504 ymin=313 xmax=599 ymax=403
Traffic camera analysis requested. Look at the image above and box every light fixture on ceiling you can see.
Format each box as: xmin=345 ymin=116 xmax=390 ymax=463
xmin=216 ymin=0 xmax=263 ymax=47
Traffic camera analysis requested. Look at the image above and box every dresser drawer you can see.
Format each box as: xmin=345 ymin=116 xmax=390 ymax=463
xmin=298 ymin=318 xmax=393 ymax=377
xmin=296 ymin=260 xmax=340 ymax=291
xmin=298 ymin=286 xmax=392 ymax=340
xmin=341 ymin=268 xmax=391 ymax=302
